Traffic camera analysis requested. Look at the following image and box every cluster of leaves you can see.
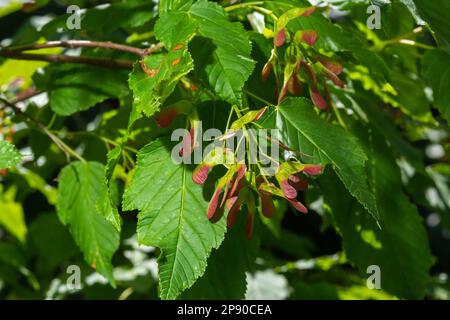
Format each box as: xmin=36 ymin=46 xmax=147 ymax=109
xmin=0 ymin=0 xmax=449 ymax=300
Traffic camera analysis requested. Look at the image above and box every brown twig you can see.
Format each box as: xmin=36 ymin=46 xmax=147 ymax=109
xmin=6 ymin=40 xmax=147 ymax=57
xmin=0 ymin=40 xmax=164 ymax=70
xmin=0 ymin=50 xmax=134 ymax=69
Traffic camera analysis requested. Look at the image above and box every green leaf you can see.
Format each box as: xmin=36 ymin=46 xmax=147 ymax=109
xmin=189 ymin=0 xmax=255 ymax=105
xmin=56 ymin=161 xmax=120 ymax=285
xmin=40 ymin=0 xmax=155 ymax=35
xmin=155 ymin=11 xmax=197 ymax=50
xmin=102 ymin=146 xmax=122 ymax=231
xmin=276 ymin=97 xmax=379 ymax=221
xmin=122 ymin=139 xmax=227 ymax=299
xmin=322 ymin=127 xmax=433 ymax=299
xmin=182 ymin=215 xmax=259 ymax=299
xmin=0 ymin=186 xmax=27 ymax=243
xmin=422 ymin=50 xmax=450 ymax=122
xmin=414 ymin=0 xmax=450 ymax=48
xmin=158 ymin=0 xmax=194 ymax=13
xmin=128 ymin=49 xmax=193 ymax=117
xmin=389 ymin=69 xmax=431 ymax=122
xmin=0 ymin=140 xmax=21 ymax=169
xmin=33 ymin=65 xmax=129 ymax=116
xmin=28 ymin=213 xmax=78 ymax=274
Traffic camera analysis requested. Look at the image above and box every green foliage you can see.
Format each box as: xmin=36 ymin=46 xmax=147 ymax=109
xmin=122 ymin=139 xmax=227 ymax=299
xmin=276 ymin=98 xmax=379 ymax=220
xmin=0 ymin=0 xmax=449 ymax=301
xmin=0 ymin=140 xmax=21 ymax=169
xmin=57 ymin=162 xmax=120 ymax=285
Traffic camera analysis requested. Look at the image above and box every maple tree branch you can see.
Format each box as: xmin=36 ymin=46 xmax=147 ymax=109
xmin=0 ymin=50 xmax=134 ymax=69
xmin=0 ymin=40 xmax=165 ymax=70
xmin=6 ymin=40 xmax=147 ymax=57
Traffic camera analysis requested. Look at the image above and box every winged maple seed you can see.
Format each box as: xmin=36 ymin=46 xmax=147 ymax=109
xmin=193 ymin=146 xmax=323 ymax=238
xmin=264 ymin=5 xmax=345 ymax=110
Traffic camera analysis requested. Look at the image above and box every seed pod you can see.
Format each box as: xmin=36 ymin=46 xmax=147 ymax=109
xmin=226 ymin=196 xmax=241 ymax=228
xmin=303 ymin=164 xmax=323 ymax=175
xmin=287 ymin=74 xmax=302 ymax=96
xmin=275 ymin=28 xmax=286 ymax=47
xmin=310 ymin=87 xmax=327 ymax=110
xmin=260 ymin=191 xmax=276 ymax=218
xmin=208 ymin=186 xmax=223 ymax=221
xmin=280 ymin=179 xmax=297 ymax=199
xmin=192 ymin=164 xmax=211 ymax=184
xmin=287 ymin=198 xmax=308 ymax=214
xmin=155 ymin=107 xmax=178 ymax=128
xmin=262 ymin=61 xmax=273 ymax=82
xmin=288 ymin=174 xmax=308 ymax=191
xmin=301 ymin=30 xmax=318 ymax=46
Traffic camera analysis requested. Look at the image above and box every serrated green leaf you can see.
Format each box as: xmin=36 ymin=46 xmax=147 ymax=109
xmin=56 ymin=161 xmax=120 ymax=285
xmin=422 ymin=50 xmax=450 ymax=122
xmin=102 ymin=146 xmax=122 ymax=231
xmin=122 ymin=138 xmax=227 ymax=299
xmin=189 ymin=0 xmax=255 ymax=106
xmin=182 ymin=214 xmax=259 ymax=299
xmin=128 ymin=49 xmax=193 ymax=117
xmin=276 ymin=97 xmax=379 ymax=221
xmin=0 ymin=140 xmax=21 ymax=169
xmin=155 ymin=11 xmax=197 ymax=50
xmin=159 ymin=0 xmax=194 ymax=13
xmin=414 ymin=0 xmax=450 ymax=48
xmin=322 ymin=127 xmax=433 ymax=299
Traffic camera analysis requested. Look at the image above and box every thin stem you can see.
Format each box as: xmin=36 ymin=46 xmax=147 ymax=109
xmin=225 ymin=1 xmax=264 ymax=12
xmin=0 ymin=50 xmax=133 ymax=69
xmin=225 ymin=106 xmax=235 ymax=132
xmin=0 ymin=40 xmax=164 ymax=70
xmin=225 ymin=1 xmax=278 ymax=21
xmin=57 ymin=130 xmax=139 ymax=153
xmin=333 ymin=105 xmax=347 ymax=129
xmin=0 ymin=97 xmax=86 ymax=163
xmin=372 ymin=27 xmax=434 ymax=51
xmin=6 ymin=40 xmax=147 ymax=57
xmin=243 ymin=89 xmax=276 ymax=107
